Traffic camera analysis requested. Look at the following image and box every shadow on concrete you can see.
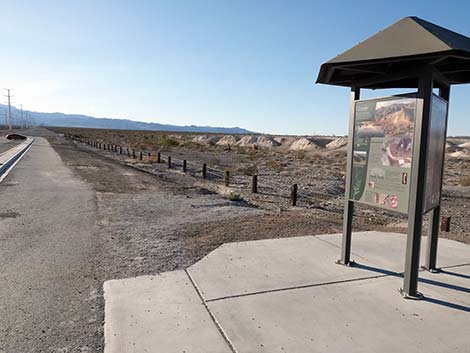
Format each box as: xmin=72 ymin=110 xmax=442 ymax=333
xmin=440 ymin=269 xmax=470 ymax=280
xmin=352 ymin=262 xmax=469 ymax=313
xmin=422 ymin=297 xmax=469 ymax=312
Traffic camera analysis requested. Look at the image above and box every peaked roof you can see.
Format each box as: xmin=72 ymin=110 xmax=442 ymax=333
xmin=316 ymin=17 xmax=470 ymax=88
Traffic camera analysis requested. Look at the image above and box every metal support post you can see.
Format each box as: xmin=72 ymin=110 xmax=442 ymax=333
xmin=337 ymin=86 xmax=360 ymax=266
xmin=401 ymin=69 xmax=433 ymax=299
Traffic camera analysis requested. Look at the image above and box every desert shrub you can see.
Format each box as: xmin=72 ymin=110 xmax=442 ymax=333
xmin=460 ymin=176 xmax=470 ymax=187
xmin=180 ymin=141 xmax=205 ymax=150
xmin=159 ymin=136 xmax=180 ymax=147
xmin=265 ymin=159 xmax=285 ymax=173
xmin=226 ymin=192 xmax=242 ymax=201
xmin=246 ymin=150 xmax=258 ymax=161
xmin=295 ymin=150 xmax=306 ymax=160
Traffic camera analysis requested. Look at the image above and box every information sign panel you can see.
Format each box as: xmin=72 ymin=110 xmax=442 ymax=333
xmin=350 ymin=96 xmax=417 ymax=214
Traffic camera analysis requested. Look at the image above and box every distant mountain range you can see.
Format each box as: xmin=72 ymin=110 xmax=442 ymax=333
xmin=0 ymin=104 xmax=252 ymax=134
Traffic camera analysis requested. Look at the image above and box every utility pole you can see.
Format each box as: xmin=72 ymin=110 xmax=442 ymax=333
xmin=20 ymin=104 xmax=24 ymax=128
xmin=4 ymin=89 xmax=13 ymax=130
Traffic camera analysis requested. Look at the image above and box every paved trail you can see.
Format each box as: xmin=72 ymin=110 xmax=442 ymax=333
xmin=0 ymin=137 xmax=101 ymax=352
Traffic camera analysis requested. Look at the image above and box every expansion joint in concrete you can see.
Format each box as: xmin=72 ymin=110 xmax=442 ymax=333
xmin=185 ymin=269 xmax=239 ymax=353
xmin=204 ymin=272 xmax=397 ymax=303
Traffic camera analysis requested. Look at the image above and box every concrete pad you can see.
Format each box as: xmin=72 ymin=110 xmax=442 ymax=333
xmin=317 ymin=231 xmax=470 ymax=272
xmin=419 ymin=265 xmax=470 ymax=306
xmin=105 ymin=233 xmax=470 ymax=353
xmin=103 ymin=271 xmax=231 ymax=353
xmin=208 ymin=275 xmax=470 ymax=353
xmin=188 ymin=236 xmax=382 ymax=301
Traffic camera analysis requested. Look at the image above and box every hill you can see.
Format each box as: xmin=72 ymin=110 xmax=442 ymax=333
xmin=0 ymin=104 xmax=252 ymax=134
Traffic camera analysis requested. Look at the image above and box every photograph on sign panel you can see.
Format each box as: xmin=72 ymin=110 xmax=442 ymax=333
xmin=350 ymin=96 xmax=416 ymax=213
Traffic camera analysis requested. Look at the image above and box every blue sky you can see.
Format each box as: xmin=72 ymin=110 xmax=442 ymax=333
xmin=1 ymin=0 xmax=469 ymax=135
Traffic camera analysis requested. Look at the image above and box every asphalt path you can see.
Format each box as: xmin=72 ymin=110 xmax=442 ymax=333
xmin=0 ymin=137 xmax=101 ymax=352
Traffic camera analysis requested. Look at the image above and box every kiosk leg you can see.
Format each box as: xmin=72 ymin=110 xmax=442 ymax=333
xmin=424 ymin=206 xmax=440 ymax=272
xmin=402 ymin=212 xmax=424 ymax=299
xmin=401 ymin=70 xmax=433 ymax=299
xmin=338 ymin=200 xmax=354 ymax=265
xmin=337 ymin=86 xmax=360 ymax=266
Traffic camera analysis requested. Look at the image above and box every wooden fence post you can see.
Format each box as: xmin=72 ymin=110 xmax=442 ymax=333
xmin=183 ymin=160 xmax=187 ymax=173
xmin=291 ymin=184 xmax=298 ymax=206
xmin=252 ymin=175 xmax=258 ymax=193
xmin=132 ymin=149 xmax=136 ymax=159
xmin=139 ymin=151 xmax=143 ymax=161
xmin=168 ymin=156 xmax=172 ymax=168
xmin=157 ymin=152 xmax=161 ymax=163
xmin=119 ymin=146 xmax=122 ymax=155
xmin=202 ymin=163 xmax=207 ymax=179
xmin=148 ymin=152 xmax=151 ymax=159
xmin=224 ymin=170 xmax=230 ymax=186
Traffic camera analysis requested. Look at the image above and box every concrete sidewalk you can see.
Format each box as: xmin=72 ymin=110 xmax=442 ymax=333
xmin=104 ymin=232 xmax=470 ymax=353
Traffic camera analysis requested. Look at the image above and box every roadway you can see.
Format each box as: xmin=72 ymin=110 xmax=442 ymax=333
xmin=0 ymin=137 xmax=101 ymax=352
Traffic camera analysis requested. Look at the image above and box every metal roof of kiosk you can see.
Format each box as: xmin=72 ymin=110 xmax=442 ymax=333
xmin=316 ymin=16 xmax=470 ymax=89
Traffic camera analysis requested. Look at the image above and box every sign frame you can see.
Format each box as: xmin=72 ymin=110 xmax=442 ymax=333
xmin=348 ymin=93 xmax=418 ymax=215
